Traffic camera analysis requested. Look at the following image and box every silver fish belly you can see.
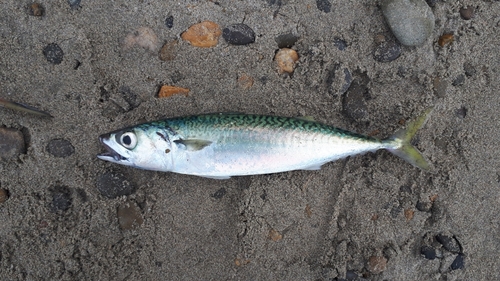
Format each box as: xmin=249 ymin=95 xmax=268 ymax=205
xmin=98 ymin=110 xmax=431 ymax=179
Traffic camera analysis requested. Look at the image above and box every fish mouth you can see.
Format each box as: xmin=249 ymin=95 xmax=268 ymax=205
xmin=97 ymin=134 xmax=127 ymax=161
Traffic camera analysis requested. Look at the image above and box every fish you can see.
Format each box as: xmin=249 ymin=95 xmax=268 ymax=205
xmin=97 ymin=108 xmax=432 ymax=179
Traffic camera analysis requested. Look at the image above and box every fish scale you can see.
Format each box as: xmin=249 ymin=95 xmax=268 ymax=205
xmin=98 ymin=109 xmax=432 ymax=179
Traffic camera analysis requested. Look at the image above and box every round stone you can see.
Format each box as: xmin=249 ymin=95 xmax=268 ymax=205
xmin=43 ymin=43 xmax=64 ymax=64
xmin=222 ymin=24 xmax=256 ymax=45
xmin=47 ymin=139 xmax=74 ymax=158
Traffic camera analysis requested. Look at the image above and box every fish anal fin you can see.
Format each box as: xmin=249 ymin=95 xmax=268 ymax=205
xmin=174 ymin=139 xmax=212 ymax=151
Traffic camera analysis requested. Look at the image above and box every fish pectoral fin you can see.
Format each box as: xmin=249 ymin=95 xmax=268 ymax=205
xmin=174 ymin=139 xmax=213 ymax=151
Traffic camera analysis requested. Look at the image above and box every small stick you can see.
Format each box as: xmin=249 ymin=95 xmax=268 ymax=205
xmin=0 ymin=98 xmax=53 ymax=118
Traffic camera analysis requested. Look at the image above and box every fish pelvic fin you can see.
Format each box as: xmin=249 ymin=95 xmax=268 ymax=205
xmin=384 ymin=107 xmax=433 ymax=170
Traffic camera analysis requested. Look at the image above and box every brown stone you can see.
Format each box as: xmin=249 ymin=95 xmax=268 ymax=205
xmin=157 ymin=85 xmax=190 ymax=98
xmin=181 ymin=21 xmax=222 ymax=48
xmin=275 ymin=48 xmax=299 ymax=74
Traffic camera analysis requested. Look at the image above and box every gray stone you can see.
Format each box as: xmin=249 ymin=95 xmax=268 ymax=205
xmin=0 ymin=127 xmax=25 ymax=160
xmin=381 ymin=0 xmax=435 ymax=46
xmin=47 ymin=139 xmax=75 ymax=158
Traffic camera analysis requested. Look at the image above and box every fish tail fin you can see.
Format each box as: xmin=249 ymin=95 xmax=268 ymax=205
xmin=384 ymin=107 xmax=433 ymax=170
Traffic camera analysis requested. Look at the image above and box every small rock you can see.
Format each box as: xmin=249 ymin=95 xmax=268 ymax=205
xmin=367 ymin=256 xmax=387 ymax=274
xmin=101 ymin=102 xmax=124 ymax=119
xmin=165 ymin=15 xmax=174 ymax=28
xmin=46 ymin=139 xmax=74 ymax=158
xmin=211 ymin=188 xmax=226 ymax=199
xmin=452 ymin=74 xmax=465 ymax=86
xmin=124 ymin=27 xmax=159 ymax=52
xmin=0 ymin=189 xmax=9 ymax=203
xmin=333 ymin=37 xmax=347 ymax=51
xmin=237 ymin=74 xmax=254 ymax=89
xmin=345 ymin=270 xmax=358 ymax=280
xmin=117 ymin=201 xmax=144 ymax=230
xmin=373 ymin=35 xmax=401 ymax=62
xmin=157 ymin=85 xmax=189 ymax=98
xmin=433 ymin=77 xmax=447 ymax=98
xmin=119 ymin=86 xmax=141 ymax=110
xmin=438 ymin=34 xmax=454 ymax=47
xmin=275 ymin=33 xmax=299 ymax=48
xmin=455 ymin=106 xmax=467 ymax=118
xmin=181 ymin=21 xmax=221 ymax=48
xmin=459 ymin=6 xmax=474 ymax=20
xmin=0 ymin=127 xmax=26 ymax=160
xmin=51 ymin=186 xmax=72 ymax=212
xmin=158 ymin=40 xmax=178 ymax=61
xmin=436 ymin=234 xmax=461 ymax=253
xmin=340 ymin=68 xmax=353 ymax=94
xmin=274 ymin=48 xmax=299 ymax=74
xmin=316 ymin=0 xmax=332 ymax=13
xmin=43 ymin=43 xmax=64 ymax=65
xmin=269 ymin=229 xmax=283 ymax=241
xmin=416 ymin=200 xmax=432 ymax=212
xmin=222 ymin=24 xmax=255 ymax=45
xmin=420 ymin=245 xmax=436 ymax=260
xmin=28 ymin=3 xmax=45 ymax=16
xmin=450 ymin=253 xmax=465 ymax=270
xmin=96 ymin=171 xmax=136 ymax=199
xmin=425 ymin=0 xmax=438 ymax=7
xmin=342 ymin=71 xmax=370 ymax=122
xmin=463 ymin=62 xmax=476 ymax=77
xmin=381 ymin=0 xmax=435 ymax=46
xmin=404 ymin=208 xmax=414 ymax=221
xmin=67 ymin=0 xmax=81 ymax=9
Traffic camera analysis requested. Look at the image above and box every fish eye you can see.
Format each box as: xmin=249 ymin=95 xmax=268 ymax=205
xmin=119 ymin=132 xmax=137 ymax=149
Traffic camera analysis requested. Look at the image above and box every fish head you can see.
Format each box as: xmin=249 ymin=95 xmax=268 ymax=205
xmin=97 ymin=125 xmax=173 ymax=171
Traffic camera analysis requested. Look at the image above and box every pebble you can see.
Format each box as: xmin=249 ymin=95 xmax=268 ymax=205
xmin=416 ymin=200 xmax=432 ymax=212
xmin=455 ymin=106 xmax=467 ymax=119
xmin=165 ymin=15 xmax=174 ymax=28
xmin=450 ymin=253 xmax=465 ymax=270
xmin=333 ymin=37 xmax=347 ymax=51
xmin=222 ymin=24 xmax=255 ymax=45
xmin=158 ymin=40 xmax=178 ymax=61
xmin=96 ymin=171 xmax=136 ymax=199
xmin=181 ymin=21 xmax=221 ymax=48
xmin=340 ymin=68 xmax=353 ymax=94
xmin=237 ymin=74 xmax=254 ymax=89
xmin=124 ymin=27 xmax=158 ymax=52
xmin=211 ymin=188 xmax=226 ymax=199
xmin=452 ymin=74 xmax=465 ymax=86
xmin=367 ymin=256 xmax=387 ymax=274
xmin=433 ymin=77 xmax=447 ymax=98
xmin=381 ymin=0 xmax=435 ymax=46
xmin=342 ymin=71 xmax=370 ymax=122
xmin=117 ymin=201 xmax=144 ymax=230
xmin=438 ymin=34 xmax=454 ymax=47
xmin=420 ymin=245 xmax=436 ymax=260
xmin=157 ymin=85 xmax=189 ymax=98
xmin=459 ymin=6 xmax=474 ymax=20
xmin=316 ymin=0 xmax=332 ymax=13
xmin=0 ymin=189 xmax=9 ymax=203
xmin=119 ymin=86 xmax=141 ymax=110
xmin=67 ymin=0 xmax=81 ymax=9
xmin=404 ymin=208 xmax=414 ymax=221
xmin=46 ymin=139 xmax=74 ymax=158
xmin=269 ymin=229 xmax=283 ymax=241
xmin=0 ymin=127 xmax=25 ymax=160
xmin=373 ymin=35 xmax=401 ymax=62
xmin=463 ymin=62 xmax=476 ymax=77
xmin=50 ymin=186 xmax=72 ymax=212
xmin=274 ymin=48 xmax=299 ymax=74
xmin=425 ymin=0 xmax=438 ymax=7
xmin=275 ymin=33 xmax=299 ymax=48
xmin=436 ymin=233 xmax=461 ymax=253
xmin=43 ymin=43 xmax=64 ymax=64
xmin=345 ymin=270 xmax=358 ymax=280
xmin=28 ymin=3 xmax=45 ymax=16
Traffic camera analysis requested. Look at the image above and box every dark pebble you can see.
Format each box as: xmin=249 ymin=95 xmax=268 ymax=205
xmin=452 ymin=74 xmax=465 ymax=86
xmin=420 ymin=245 xmax=436 ymax=260
xmin=43 ymin=43 xmax=64 ymax=65
xmin=76 ymin=188 xmax=88 ymax=202
xmin=433 ymin=77 xmax=448 ymax=98
xmin=333 ymin=37 xmax=347 ymax=51
xmin=450 ymin=253 xmax=465 ymax=270
xmin=436 ymin=234 xmax=461 ymax=253
xmin=373 ymin=38 xmax=401 ymax=62
xmin=222 ymin=24 xmax=255 ymax=45
xmin=463 ymin=62 xmax=476 ymax=77
xmin=340 ymin=68 xmax=353 ymax=94
xmin=425 ymin=0 xmax=438 ymax=7
xmin=416 ymin=200 xmax=432 ymax=212
xmin=28 ymin=3 xmax=45 ymax=16
xmin=96 ymin=171 xmax=136 ymax=199
xmin=51 ymin=186 xmax=72 ymax=212
xmin=455 ymin=106 xmax=467 ymax=118
xmin=342 ymin=71 xmax=370 ymax=122
xmin=345 ymin=270 xmax=358 ymax=280
xmin=275 ymin=33 xmax=299 ymax=48
xmin=47 ymin=139 xmax=74 ymax=158
xmin=158 ymin=40 xmax=178 ymax=61
xmin=67 ymin=0 xmax=81 ymax=9
xmin=430 ymin=201 xmax=445 ymax=223
xmin=316 ymin=0 xmax=331 ymax=13
xmin=117 ymin=201 xmax=144 ymax=230
xmin=165 ymin=15 xmax=174 ymax=28
xmin=119 ymin=86 xmax=142 ymax=110
xmin=459 ymin=6 xmax=474 ymax=20
xmin=0 ymin=189 xmax=9 ymax=203
xmin=212 ymin=188 xmax=226 ymax=199
xmin=0 ymin=127 xmax=26 ymax=160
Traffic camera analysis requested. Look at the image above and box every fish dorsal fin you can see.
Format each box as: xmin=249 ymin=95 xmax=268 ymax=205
xmin=296 ymin=116 xmax=315 ymax=122
xmin=174 ymin=139 xmax=212 ymax=151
